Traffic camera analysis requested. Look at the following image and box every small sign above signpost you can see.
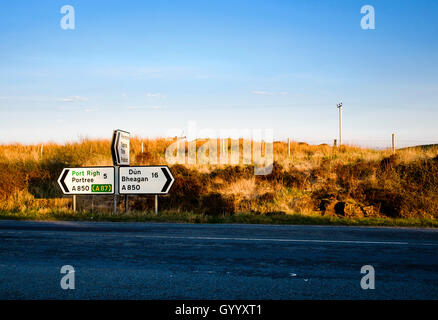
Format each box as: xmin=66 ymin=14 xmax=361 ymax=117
xmin=111 ymin=129 xmax=130 ymax=166
xmin=119 ymin=166 xmax=174 ymax=195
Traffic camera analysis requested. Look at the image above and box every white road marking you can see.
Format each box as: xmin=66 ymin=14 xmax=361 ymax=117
xmin=0 ymin=230 xmax=412 ymax=245
xmin=131 ymin=235 xmax=409 ymax=245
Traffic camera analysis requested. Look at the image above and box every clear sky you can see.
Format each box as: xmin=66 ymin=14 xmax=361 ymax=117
xmin=0 ymin=0 xmax=437 ymax=147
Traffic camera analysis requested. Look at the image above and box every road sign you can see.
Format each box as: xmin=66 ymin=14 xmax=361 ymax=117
xmin=57 ymin=167 xmax=115 ymax=195
xmin=111 ymin=129 xmax=130 ymax=166
xmin=119 ymin=166 xmax=175 ymax=194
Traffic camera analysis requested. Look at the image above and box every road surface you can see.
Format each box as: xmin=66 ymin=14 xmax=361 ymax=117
xmin=0 ymin=220 xmax=437 ymax=299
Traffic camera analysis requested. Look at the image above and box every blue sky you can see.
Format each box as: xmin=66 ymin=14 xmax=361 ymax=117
xmin=0 ymin=0 xmax=437 ymax=147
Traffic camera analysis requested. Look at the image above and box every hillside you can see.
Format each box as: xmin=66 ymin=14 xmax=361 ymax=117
xmin=1 ymin=138 xmax=438 ymax=220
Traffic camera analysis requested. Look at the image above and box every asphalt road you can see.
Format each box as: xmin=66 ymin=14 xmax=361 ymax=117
xmin=0 ymin=220 xmax=437 ymax=299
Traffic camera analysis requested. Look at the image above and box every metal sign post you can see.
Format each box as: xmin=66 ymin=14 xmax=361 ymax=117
xmin=58 ymin=167 xmax=114 ymax=214
xmin=111 ymin=130 xmax=130 ymax=214
xmin=118 ymin=166 xmax=175 ymax=215
xmin=113 ymin=165 xmax=119 ymax=214
xmin=57 ymin=131 xmax=176 ymax=216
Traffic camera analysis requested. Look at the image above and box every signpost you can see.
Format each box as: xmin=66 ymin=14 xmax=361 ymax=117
xmin=119 ymin=166 xmax=174 ymax=195
xmin=119 ymin=166 xmax=174 ymax=214
xmin=57 ymin=130 xmax=175 ymax=215
xmin=57 ymin=167 xmax=115 ymax=195
xmin=111 ymin=129 xmax=130 ymax=213
xmin=111 ymin=129 xmax=130 ymax=166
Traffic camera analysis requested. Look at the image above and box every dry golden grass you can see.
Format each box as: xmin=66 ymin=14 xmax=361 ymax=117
xmin=1 ymin=138 xmax=437 ymax=219
xmin=218 ymin=177 xmax=274 ymax=200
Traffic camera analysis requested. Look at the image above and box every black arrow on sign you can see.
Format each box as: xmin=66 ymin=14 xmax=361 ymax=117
xmin=111 ymin=130 xmax=119 ymax=165
xmin=161 ymin=167 xmax=173 ymax=192
xmin=60 ymin=169 xmax=70 ymax=193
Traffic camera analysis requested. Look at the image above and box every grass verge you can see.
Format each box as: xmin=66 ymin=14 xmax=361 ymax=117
xmin=0 ymin=210 xmax=437 ymax=228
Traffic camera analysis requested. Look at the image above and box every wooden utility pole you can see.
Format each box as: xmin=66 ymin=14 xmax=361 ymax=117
xmin=287 ymin=138 xmax=290 ymax=157
xmin=337 ymin=103 xmax=343 ymax=146
xmin=392 ymin=133 xmax=395 ymax=153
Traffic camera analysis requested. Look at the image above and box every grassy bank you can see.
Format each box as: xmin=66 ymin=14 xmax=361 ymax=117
xmin=1 ymin=138 xmax=438 ymax=223
xmin=1 ymin=209 xmax=438 ymax=228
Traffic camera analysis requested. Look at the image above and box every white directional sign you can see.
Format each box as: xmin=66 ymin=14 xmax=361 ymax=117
xmin=119 ymin=166 xmax=175 ymax=194
xmin=57 ymin=167 xmax=115 ymax=195
xmin=111 ymin=129 xmax=130 ymax=166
